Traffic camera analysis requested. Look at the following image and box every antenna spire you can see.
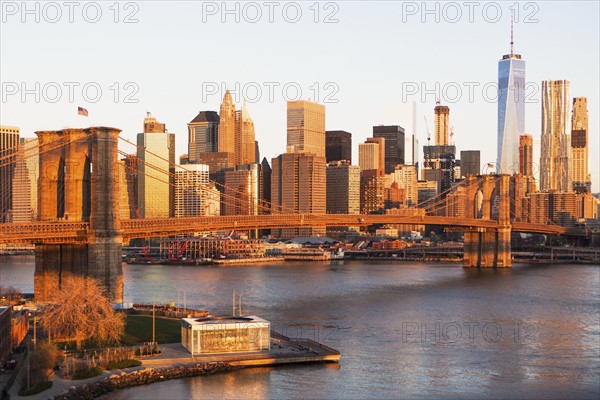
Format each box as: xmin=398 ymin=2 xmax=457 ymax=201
xmin=510 ymin=11 xmax=514 ymax=55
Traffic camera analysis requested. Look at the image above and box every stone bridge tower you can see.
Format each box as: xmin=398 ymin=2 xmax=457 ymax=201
xmin=463 ymin=174 xmax=512 ymax=267
xmin=34 ymin=127 xmax=123 ymax=302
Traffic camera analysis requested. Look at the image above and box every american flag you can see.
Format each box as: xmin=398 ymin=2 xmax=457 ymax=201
xmin=77 ymin=106 xmax=88 ymax=117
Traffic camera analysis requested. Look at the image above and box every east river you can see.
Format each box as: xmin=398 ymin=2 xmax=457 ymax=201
xmin=1 ymin=257 xmax=598 ymax=399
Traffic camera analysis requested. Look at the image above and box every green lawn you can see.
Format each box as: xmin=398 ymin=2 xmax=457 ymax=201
xmin=122 ymin=315 xmax=181 ymax=345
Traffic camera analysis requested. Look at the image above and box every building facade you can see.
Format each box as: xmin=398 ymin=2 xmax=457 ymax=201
xmin=174 ymin=164 xmax=211 ymax=217
xmin=137 ymin=115 xmax=175 ymax=218
xmin=360 ymin=169 xmax=386 ymax=214
xmin=0 ymin=126 xmax=20 ymax=222
xmin=540 ymin=80 xmax=571 ymax=192
xmin=287 ymin=100 xmax=326 ymax=157
xmin=188 ymin=111 xmax=220 ymax=163
xmin=373 ymin=125 xmax=405 ymax=174
xmin=422 ymin=145 xmax=456 ymax=194
xmin=271 ymin=151 xmax=326 ymax=238
xmin=393 ymin=164 xmax=418 ymax=206
xmin=325 ymin=130 xmax=352 ymax=163
xmin=434 ymin=102 xmax=450 ymax=146
xmin=358 ymin=142 xmax=380 ymax=172
xmin=460 ymin=150 xmax=480 ymax=178
xmin=224 ymin=164 xmax=259 ymax=216
xmin=326 ymin=161 xmax=360 ymax=214
xmin=571 ymin=97 xmax=590 ymax=192
xmin=519 ymin=134 xmax=534 ymax=177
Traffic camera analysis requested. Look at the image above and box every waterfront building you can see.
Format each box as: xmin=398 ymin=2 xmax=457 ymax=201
xmin=540 ymin=80 xmax=571 ymax=192
xmin=181 ymin=315 xmax=270 ymax=355
xmin=373 ymin=125 xmax=405 ymax=174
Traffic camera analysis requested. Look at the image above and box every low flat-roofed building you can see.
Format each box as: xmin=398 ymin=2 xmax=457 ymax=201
xmin=181 ymin=315 xmax=270 ymax=355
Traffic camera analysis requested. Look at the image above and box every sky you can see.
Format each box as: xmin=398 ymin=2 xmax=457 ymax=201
xmin=1 ymin=1 xmax=598 ymax=189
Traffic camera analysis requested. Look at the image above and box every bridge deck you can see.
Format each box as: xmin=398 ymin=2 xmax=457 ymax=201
xmin=0 ymin=214 xmax=571 ymax=244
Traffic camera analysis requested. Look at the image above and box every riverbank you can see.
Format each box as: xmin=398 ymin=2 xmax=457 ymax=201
xmin=52 ymin=363 xmax=235 ymax=400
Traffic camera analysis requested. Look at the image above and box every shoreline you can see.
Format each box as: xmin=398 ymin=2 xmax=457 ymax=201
xmin=52 ymin=362 xmax=237 ymax=400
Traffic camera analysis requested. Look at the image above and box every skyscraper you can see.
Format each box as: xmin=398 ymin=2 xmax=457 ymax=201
xmin=393 ymin=164 xmax=418 ymax=206
xmin=519 ymin=134 xmax=533 ymax=177
xmin=216 ymin=91 xmax=256 ymax=167
xmin=325 ymin=130 xmax=352 ymax=163
xmin=11 ymin=137 xmax=39 ymax=222
xmin=218 ymin=90 xmax=236 ymax=155
xmin=571 ymin=97 xmax=590 ymax=192
xmin=434 ymin=102 xmax=450 ymax=146
xmin=188 ymin=111 xmax=220 ymax=163
xmin=0 ymin=126 xmax=19 ymax=222
xmin=137 ymin=114 xmax=175 ymax=218
xmin=224 ymin=164 xmax=259 ymax=216
xmin=174 ymin=164 xmax=211 ymax=217
xmin=358 ymin=141 xmax=381 ymax=172
xmin=287 ymin=100 xmax=326 ymax=157
xmin=235 ymin=103 xmax=256 ymax=166
xmin=259 ymin=157 xmax=272 ymax=215
xmin=271 ymin=151 xmax=326 ymax=238
xmin=326 ymin=161 xmax=360 ymax=214
xmin=497 ymin=20 xmax=525 ymax=174
xmin=366 ymin=137 xmax=386 ymax=173
xmin=540 ymin=80 xmax=571 ymax=192
xmin=373 ymin=125 xmax=405 ymax=174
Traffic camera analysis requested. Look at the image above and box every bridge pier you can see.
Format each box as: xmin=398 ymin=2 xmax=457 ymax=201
xmin=463 ymin=174 xmax=512 ymax=268
xmin=463 ymin=227 xmax=511 ymax=267
xmin=34 ymin=127 xmax=123 ymax=303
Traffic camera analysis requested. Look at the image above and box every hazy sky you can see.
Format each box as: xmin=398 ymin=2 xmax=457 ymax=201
xmin=1 ymin=1 xmax=598 ymax=189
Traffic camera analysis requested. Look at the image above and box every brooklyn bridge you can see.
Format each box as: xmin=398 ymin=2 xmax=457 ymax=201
xmin=0 ymin=127 xmax=586 ymax=303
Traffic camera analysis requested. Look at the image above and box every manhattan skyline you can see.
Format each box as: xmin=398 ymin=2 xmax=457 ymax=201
xmin=1 ymin=1 xmax=598 ymax=190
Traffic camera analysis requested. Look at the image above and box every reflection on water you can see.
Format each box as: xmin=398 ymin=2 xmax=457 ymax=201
xmin=2 ymin=257 xmax=598 ymax=399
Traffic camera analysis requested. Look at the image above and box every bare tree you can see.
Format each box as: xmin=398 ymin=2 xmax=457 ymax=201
xmin=0 ymin=285 xmax=22 ymax=304
xmin=40 ymin=277 xmax=125 ymax=350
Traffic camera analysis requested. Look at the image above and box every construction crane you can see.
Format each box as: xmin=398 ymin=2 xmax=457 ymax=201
xmin=424 ymin=116 xmax=431 ymax=143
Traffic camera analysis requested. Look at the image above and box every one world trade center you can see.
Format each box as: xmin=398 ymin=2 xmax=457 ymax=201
xmin=497 ymin=20 xmax=525 ymax=174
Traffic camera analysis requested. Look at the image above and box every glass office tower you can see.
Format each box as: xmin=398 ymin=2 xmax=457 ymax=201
xmin=497 ymin=28 xmax=525 ymax=174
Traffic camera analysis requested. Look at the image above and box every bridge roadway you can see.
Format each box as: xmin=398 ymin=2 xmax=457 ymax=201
xmin=0 ymin=214 xmax=570 ymax=244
